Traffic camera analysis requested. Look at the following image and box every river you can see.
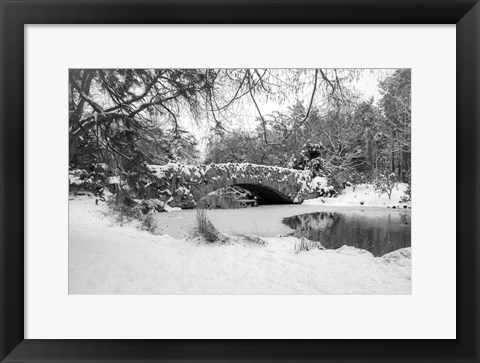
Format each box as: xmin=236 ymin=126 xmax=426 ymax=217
xmin=151 ymin=205 xmax=411 ymax=256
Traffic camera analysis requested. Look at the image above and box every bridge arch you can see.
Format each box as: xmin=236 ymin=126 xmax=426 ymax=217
xmin=234 ymin=183 xmax=291 ymax=204
xmin=145 ymin=163 xmax=318 ymax=208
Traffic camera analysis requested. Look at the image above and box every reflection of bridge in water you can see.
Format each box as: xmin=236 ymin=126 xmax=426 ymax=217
xmin=144 ymin=163 xmax=318 ymax=208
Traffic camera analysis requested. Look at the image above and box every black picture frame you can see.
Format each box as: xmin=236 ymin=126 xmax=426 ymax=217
xmin=1 ymin=1 xmax=479 ymax=362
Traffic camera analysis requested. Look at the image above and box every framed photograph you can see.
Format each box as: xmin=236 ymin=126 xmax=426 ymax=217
xmin=1 ymin=0 xmax=478 ymax=362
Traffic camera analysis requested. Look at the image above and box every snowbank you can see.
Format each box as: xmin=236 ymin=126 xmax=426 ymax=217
xmin=302 ymin=183 xmax=411 ymax=208
xmin=69 ymin=197 xmax=411 ymax=294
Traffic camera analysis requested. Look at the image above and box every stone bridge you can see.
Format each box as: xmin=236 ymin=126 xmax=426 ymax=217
xmin=142 ymin=163 xmax=322 ymax=209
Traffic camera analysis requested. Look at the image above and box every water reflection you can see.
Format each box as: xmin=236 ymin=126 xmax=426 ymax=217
xmin=283 ymin=210 xmax=411 ymax=256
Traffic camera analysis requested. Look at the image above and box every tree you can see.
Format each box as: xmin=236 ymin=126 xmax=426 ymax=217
xmin=204 ymin=130 xmax=269 ymax=165
xmin=374 ymin=173 xmax=398 ymax=199
xmin=69 ymin=68 xmax=406 ymax=197
xmin=69 ymin=69 xmax=211 ymax=171
xmin=70 ymin=69 xmax=356 ymax=172
xmin=378 ymin=69 xmax=411 ymax=181
xmin=352 ymin=99 xmax=388 ymax=178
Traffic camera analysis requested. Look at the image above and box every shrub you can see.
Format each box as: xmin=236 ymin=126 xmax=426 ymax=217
xmin=326 ymin=166 xmax=356 ymax=192
xmin=373 ymin=173 xmax=398 ymax=199
xmin=291 ymin=143 xmax=327 ymax=177
xmin=400 ymin=182 xmax=412 ymax=203
xmin=69 ymin=163 xmax=112 ymax=195
xmin=326 ymin=172 xmax=344 ymax=192
xmin=141 ymin=214 xmax=157 ymax=233
xmin=107 ymin=190 xmax=141 ymax=224
xmin=326 ymin=169 xmax=369 ymax=193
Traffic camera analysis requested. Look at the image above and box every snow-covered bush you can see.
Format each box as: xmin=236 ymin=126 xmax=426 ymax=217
xmin=107 ymin=190 xmax=142 ymax=224
xmin=141 ymin=214 xmax=157 ymax=233
xmin=69 ymin=168 xmax=95 ymax=192
xmin=310 ymin=176 xmax=328 ymax=190
xmin=319 ymin=186 xmax=337 ymax=198
xmin=309 ymin=176 xmax=337 ymax=197
xmin=373 ymin=173 xmax=398 ymax=199
xmin=139 ymin=199 xmax=165 ymax=214
xmin=69 ymin=164 xmax=113 ymax=196
xmin=291 ymin=143 xmax=327 ymax=177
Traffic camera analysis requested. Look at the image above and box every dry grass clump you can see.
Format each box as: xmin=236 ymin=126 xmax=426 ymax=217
xmin=194 ymin=208 xmax=221 ymax=242
xmin=294 ymin=237 xmax=324 ymax=254
xmin=141 ymin=214 xmax=157 ymax=233
xmin=238 ymin=234 xmax=266 ymax=245
xmin=191 ymin=210 xmax=267 ymax=246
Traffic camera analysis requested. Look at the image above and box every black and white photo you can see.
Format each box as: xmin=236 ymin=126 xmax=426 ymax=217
xmin=69 ymin=68 xmax=411 ymax=294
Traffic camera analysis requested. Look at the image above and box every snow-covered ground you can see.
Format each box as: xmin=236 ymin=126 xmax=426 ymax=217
xmin=69 ymin=196 xmax=411 ymax=295
xmin=303 ymin=183 xmax=411 ymax=208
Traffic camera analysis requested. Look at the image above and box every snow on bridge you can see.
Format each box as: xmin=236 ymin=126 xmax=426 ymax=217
xmin=144 ymin=162 xmax=323 ymax=208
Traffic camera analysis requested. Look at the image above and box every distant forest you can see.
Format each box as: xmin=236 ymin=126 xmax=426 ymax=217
xmin=69 ymin=69 xmax=411 ymax=190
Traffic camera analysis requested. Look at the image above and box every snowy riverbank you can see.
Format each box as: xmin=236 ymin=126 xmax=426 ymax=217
xmin=69 ymin=197 xmax=411 ymax=294
xmin=303 ymin=183 xmax=411 ymax=208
